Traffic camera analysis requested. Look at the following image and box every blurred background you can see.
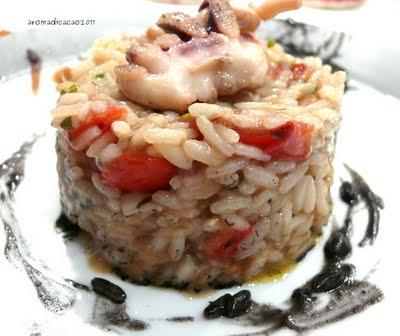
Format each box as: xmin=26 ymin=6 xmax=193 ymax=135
xmin=1 ymin=0 xmax=399 ymax=97
xmin=149 ymin=0 xmax=363 ymax=8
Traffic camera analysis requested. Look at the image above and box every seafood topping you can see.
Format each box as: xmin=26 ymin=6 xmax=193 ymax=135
xmin=115 ymin=33 xmax=268 ymax=112
xmin=157 ymin=12 xmax=208 ymax=41
xmin=115 ymin=1 xmax=304 ymax=111
xmin=115 ymin=0 xmax=276 ymax=112
xmin=200 ymin=0 xmax=240 ymax=38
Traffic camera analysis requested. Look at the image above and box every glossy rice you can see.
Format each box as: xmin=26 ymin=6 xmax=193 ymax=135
xmin=53 ymin=35 xmax=345 ymax=290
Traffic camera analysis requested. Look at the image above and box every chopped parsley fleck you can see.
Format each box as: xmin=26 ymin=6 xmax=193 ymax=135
xmin=267 ymin=39 xmax=276 ymax=48
xmin=60 ymin=84 xmax=79 ymax=96
xmin=68 ymin=84 xmax=78 ymax=93
xmin=180 ymin=113 xmax=191 ymax=122
xmin=95 ymin=71 xmax=106 ymax=79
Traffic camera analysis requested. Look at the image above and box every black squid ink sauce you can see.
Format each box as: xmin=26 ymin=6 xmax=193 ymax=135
xmin=91 ymin=277 xmax=127 ymax=304
xmin=203 ymin=164 xmax=384 ymax=335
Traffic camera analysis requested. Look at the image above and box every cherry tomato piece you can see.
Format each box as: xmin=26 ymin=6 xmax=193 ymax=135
xmin=202 ymin=223 xmax=251 ymax=260
xmin=239 ymin=121 xmax=313 ymax=161
xmin=100 ymin=150 xmax=177 ymax=192
xmin=68 ymin=107 xmax=125 ymax=140
xmin=290 ymin=63 xmax=307 ymax=81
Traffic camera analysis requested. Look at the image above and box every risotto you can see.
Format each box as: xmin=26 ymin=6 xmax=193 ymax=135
xmin=51 ymin=0 xmax=345 ymax=290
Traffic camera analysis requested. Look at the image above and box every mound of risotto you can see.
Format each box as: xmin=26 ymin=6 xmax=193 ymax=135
xmin=51 ymin=0 xmax=345 ymax=290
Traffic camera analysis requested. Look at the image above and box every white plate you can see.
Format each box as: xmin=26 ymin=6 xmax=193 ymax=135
xmin=0 ymin=58 xmax=399 ymax=336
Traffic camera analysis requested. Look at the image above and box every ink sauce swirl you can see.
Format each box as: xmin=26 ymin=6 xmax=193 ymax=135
xmin=203 ymin=164 xmax=384 ymax=335
xmin=0 ymin=136 xmax=76 ymax=314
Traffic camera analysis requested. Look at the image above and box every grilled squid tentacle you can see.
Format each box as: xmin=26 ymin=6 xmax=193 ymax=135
xmin=157 ymin=12 xmax=209 ymax=41
xmin=115 ymin=0 xmax=303 ymax=111
xmin=200 ymin=0 xmax=240 ymax=38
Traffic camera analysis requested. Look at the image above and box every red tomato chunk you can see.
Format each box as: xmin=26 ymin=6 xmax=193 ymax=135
xmin=290 ymin=63 xmax=307 ymax=81
xmin=68 ymin=107 xmax=125 ymax=141
xmin=100 ymin=150 xmax=177 ymax=192
xmin=202 ymin=223 xmax=251 ymax=260
xmin=239 ymin=121 xmax=313 ymax=161
xmin=268 ymin=62 xmax=307 ymax=82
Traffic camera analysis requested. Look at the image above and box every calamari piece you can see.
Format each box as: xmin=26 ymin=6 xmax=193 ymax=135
xmin=200 ymin=0 xmax=302 ymax=33
xmin=154 ymin=33 xmax=182 ymax=51
xmin=200 ymin=0 xmax=240 ymax=38
xmin=115 ymin=34 xmax=268 ymax=112
xmin=157 ymin=12 xmax=208 ymax=41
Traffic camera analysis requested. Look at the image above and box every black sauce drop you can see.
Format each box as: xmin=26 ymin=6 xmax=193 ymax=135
xmin=204 ymin=293 xmax=231 ymax=319
xmin=310 ymin=263 xmax=354 ymax=293
xmin=324 ymin=230 xmax=352 ymax=260
xmin=291 ymin=288 xmax=315 ymax=312
xmin=224 ymin=290 xmax=252 ymax=318
xmin=91 ymin=277 xmax=127 ymax=304
xmin=339 ymin=181 xmax=360 ymax=205
xmin=204 ymin=290 xmax=252 ymax=319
